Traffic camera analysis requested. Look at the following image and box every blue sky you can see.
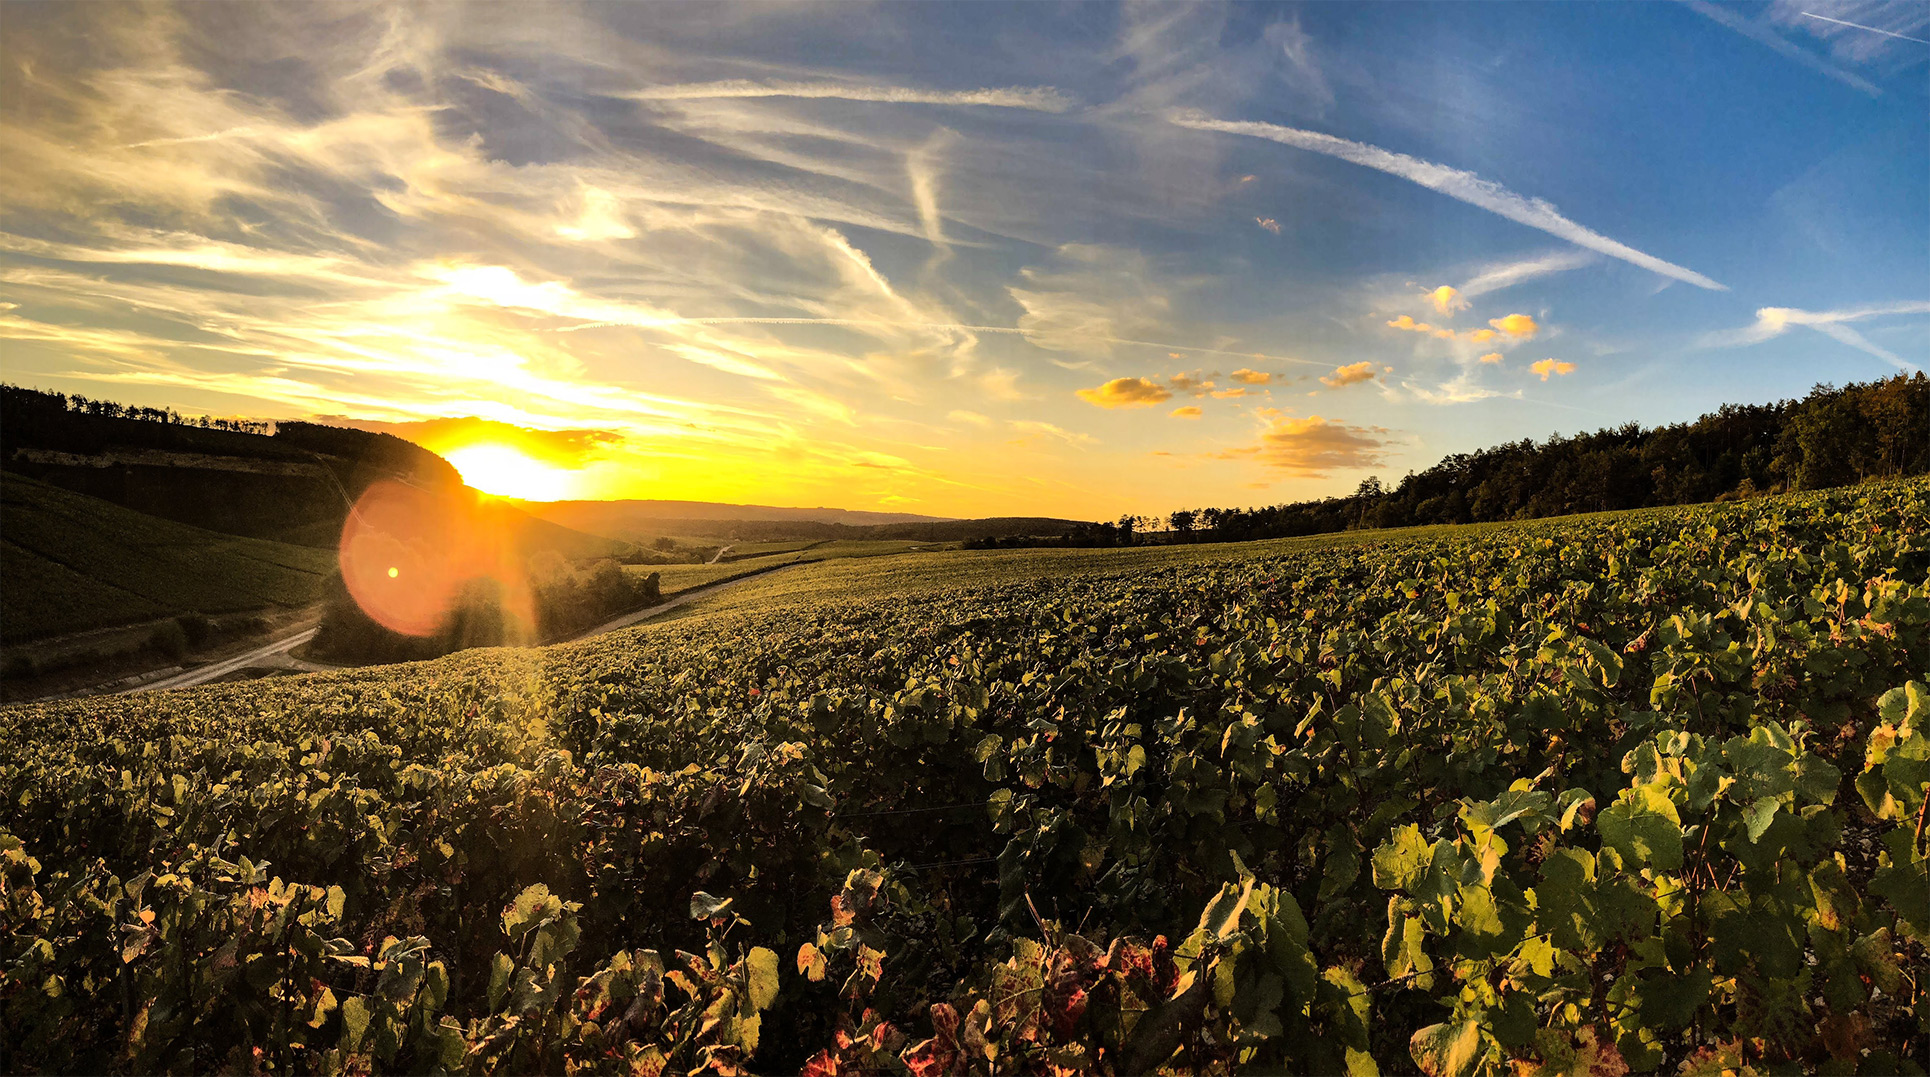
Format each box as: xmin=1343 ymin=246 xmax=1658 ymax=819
xmin=1 ymin=1 xmax=1924 ymax=515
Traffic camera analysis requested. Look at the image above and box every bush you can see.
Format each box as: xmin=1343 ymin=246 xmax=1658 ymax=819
xmin=176 ymin=612 xmax=215 ymax=647
xmin=148 ymin=620 xmax=188 ymax=660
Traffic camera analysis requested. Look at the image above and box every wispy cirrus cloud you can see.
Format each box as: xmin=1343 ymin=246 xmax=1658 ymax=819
xmin=1458 ymin=250 xmax=1598 ymax=299
xmin=1168 ymin=112 xmax=1728 ymax=291
xmin=628 ymin=79 xmax=1076 ymax=112
xmin=1703 ymin=301 xmax=1930 ymax=370
xmin=1684 ymin=0 xmax=1882 ymax=96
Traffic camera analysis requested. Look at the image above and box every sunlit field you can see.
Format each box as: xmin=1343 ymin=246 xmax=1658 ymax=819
xmin=3 ymin=0 xmax=1926 ymax=1072
xmin=6 ymin=479 xmax=1926 ymax=1073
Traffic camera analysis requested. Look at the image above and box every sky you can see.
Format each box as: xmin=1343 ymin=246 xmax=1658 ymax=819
xmin=1 ymin=1 xmax=1925 ymax=518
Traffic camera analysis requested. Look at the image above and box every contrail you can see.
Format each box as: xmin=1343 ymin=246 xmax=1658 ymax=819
xmin=1171 ymin=112 xmax=1728 ymax=291
xmin=1802 ymin=12 xmax=1930 ymax=44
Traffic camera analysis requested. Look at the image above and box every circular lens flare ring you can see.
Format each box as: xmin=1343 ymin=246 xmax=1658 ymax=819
xmin=338 ymin=480 xmax=536 ymax=638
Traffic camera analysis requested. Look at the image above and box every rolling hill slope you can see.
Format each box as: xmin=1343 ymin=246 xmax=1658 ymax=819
xmin=0 ymin=471 xmax=335 ymax=643
xmin=514 ymin=497 xmax=1080 ymax=544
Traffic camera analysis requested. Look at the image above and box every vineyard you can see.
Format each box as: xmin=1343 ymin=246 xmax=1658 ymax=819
xmin=1 ymin=480 xmax=1926 ymax=1074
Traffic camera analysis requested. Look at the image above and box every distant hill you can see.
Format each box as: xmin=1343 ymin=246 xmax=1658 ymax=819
xmin=0 ymin=471 xmax=334 ymax=644
xmin=1 ymin=385 xmax=463 ymax=547
xmin=512 ymin=499 xmax=1082 ymax=543
xmin=0 ymin=386 xmax=643 ymax=655
xmin=1 ymin=385 xmax=631 ymax=558
xmin=510 ymin=498 xmax=949 ymax=539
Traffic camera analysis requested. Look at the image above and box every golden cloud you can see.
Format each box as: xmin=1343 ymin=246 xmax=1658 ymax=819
xmin=1168 ymin=372 xmax=1214 ymax=395
xmin=1530 ymin=358 xmax=1576 ymax=381
xmin=1229 ymin=368 xmax=1272 ymax=384
xmin=1210 ymin=387 xmax=1251 ymax=399
xmin=1319 ymin=361 xmax=1378 ymax=388
xmin=1171 ymin=405 xmax=1203 ymax=419
xmin=1075 ymin=376 xmax=1172 ymax=408
xmin=1255 ymin=217 xmax=1281 ymax=235
xmin=1427 ymin=285 xmax=1466 ymax=315
xmin=1478 ymin=352 xmax=1504 ymax=364
xmin=1489 ymin=313 xmax=1539 ymax=338
xmin=1389 ymin=314 xmax=1461 ymax=341
xmin=1215 ymin=415 xmax=1389 ymax=476
xmin=1467 ymin=329 xmax=1498 ymax=343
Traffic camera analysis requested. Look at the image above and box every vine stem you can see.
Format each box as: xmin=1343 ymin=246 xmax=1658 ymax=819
xmin=1913 ymin=788 xmax=1928 ymax=859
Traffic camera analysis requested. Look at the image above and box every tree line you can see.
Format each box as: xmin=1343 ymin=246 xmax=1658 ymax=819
xmin=972 ymin=372 xmax=1930 ymax=548
xmin=2 ymin=383 xmax=273 ymax=433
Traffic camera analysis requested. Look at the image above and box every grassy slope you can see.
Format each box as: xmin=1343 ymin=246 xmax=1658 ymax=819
xmin=0 ymin=472 xmax=336 ymax=643
xmin=634 ymin=519 xmax=1500 ymax=629
xmin=628 ymin=538 xmax=959 ymax=597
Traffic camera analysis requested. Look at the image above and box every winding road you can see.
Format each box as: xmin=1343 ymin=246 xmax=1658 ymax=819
xmin=122 ymin=561 xmax=809 ymax=694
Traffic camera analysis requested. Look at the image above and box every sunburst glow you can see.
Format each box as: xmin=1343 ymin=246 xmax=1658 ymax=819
xmin=442 ymin=444 xmax=574 ymax=501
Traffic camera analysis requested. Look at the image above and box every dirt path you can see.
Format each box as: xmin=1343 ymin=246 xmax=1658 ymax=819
xmin=131 ymin=626 xmax=321 ymax=693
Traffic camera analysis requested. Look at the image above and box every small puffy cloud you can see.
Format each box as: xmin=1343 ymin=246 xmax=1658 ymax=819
xmin=1075 ymin=376 xmax=1171 ymax=408
xmin=1427 ymin=285 xmax=1467 ymax=315
xmin=1489 ymin=313 xmax=1539 ymax=338
xmin=1255 ymin=217 xmax=1281 ymax=235
xmin=1171 ymin=405 xmax=1203 ymax=419
xmin=1319 ymin=361 xmax=1378 ymax=388
xmin=1478 ymin=352 xmax=1504 ymax=364
xmin=1388 ymin=314 xmax=1462 ymax=341
xmin=1229 ymin=368 xmax=1272 ymax=384
xmin=1168 ymin=372 xmax=1214 ymax=395
xmin=1216 ymin=415 xmax=1389 ymax=476
xmin=1530 ymin=358 xmax=1576 ymax=381
xmin=1210 ymin=387 xmax=1250 ymax=399
xmin=948 ymin=409 xmax=992 ymax=427
xmin=1467 ymin=328 xmax=1498 ymax=343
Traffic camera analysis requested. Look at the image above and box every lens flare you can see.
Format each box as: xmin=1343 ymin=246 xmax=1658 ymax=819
xmin=338 ymin=480 xmax=535 ymax=638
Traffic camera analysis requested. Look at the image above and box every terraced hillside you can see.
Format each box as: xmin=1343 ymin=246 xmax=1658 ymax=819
xmin=1 ymin=480 xmax=1925 ymax=1074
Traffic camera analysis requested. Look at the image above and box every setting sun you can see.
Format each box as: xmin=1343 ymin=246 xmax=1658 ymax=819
xmin=442 ymin=443 xmax=574 ymax=501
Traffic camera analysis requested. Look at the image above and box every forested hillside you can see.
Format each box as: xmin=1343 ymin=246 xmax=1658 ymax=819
xmin=1041 ymin=373 xmax=1930 ymax=547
